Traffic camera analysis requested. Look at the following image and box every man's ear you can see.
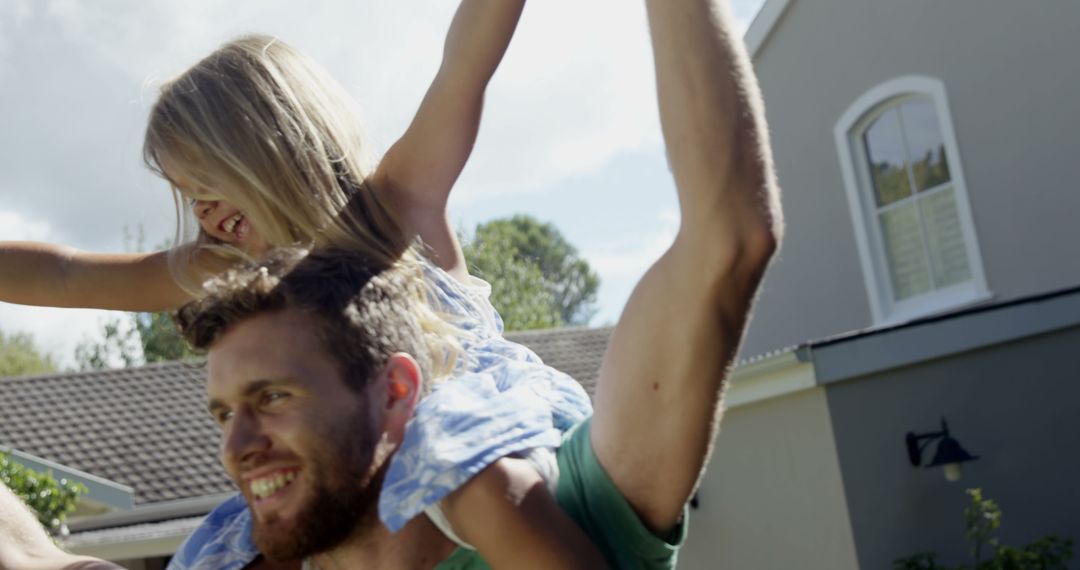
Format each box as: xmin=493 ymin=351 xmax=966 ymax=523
xmin=372 ymin=353 xmax=422 ymax=442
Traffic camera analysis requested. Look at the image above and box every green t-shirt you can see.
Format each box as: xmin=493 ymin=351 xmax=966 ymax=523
xmin=436 ymin=418 xmax=687 ymax=569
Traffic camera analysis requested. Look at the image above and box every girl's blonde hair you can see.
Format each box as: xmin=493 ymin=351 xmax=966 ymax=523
xmin=143 ymin=34 xmax=410 ymax=293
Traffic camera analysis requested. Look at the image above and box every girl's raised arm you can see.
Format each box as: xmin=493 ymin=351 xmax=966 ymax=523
xmin=374 ymin=0 xmax=526 ymax=280
xmin=0 ymin=241 xmax=192 ymax=312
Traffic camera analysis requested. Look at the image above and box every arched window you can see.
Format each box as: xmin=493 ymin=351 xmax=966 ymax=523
xmin=835 ymin=76 xmax=989 ymax=324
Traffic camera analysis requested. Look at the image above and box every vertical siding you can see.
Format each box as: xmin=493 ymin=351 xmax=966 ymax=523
xmin=741 ymin=0 xmax=1080 ymax=358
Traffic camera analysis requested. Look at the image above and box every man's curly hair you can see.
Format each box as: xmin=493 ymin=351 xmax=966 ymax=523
xmin=176 ymin=247 xmax=457 ymax=393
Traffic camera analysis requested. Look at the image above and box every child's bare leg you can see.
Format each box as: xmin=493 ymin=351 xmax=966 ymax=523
xmin=441 ymin=457 xmax=608 ymax=569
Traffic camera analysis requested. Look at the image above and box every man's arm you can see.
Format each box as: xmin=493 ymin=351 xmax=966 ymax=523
xmin=0 ymin=481 xmax=120 ymax=570
xmin=375 ymin=0 xmax=526 ymax=279
xmin=590 ymin=0 xmax=783 ymax=535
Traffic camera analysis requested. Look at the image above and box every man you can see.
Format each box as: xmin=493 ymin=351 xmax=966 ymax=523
xmin=0 ymin=0 xmax=782 ymax=566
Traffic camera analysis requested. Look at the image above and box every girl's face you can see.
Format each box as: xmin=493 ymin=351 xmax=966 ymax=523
xmin=188 ymin=193 xmax=269 ymax=256
xmin=162 ymin=157 xmax=269 ymax=256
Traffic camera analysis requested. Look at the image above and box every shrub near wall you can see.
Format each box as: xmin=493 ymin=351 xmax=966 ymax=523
xmin=0 ymin=453 xmax=86 ymax=534
xmin=894 ymin=488 xmax=1074 ymax=570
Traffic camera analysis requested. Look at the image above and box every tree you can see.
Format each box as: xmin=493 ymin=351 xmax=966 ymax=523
xmin=462 ymin=215 xmax=599 ymax=331
xmin=464 ymin=227 xmax=561 ymax=331
xmin=0 ymin=453 xmax=86 ymax=535
xmin=0 ymin=331 xmax=57 ymax=377
xmin=76 ymin=228 xmax=195 ymax=370
xmin=76 ymin=311 xmax=194 ymax=370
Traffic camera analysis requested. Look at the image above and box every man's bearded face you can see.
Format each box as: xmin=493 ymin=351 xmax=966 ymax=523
xmin=249 ymin=393 xmax=383 ymax=561
xmin=206 ymin=309 xmax=387 ymax=561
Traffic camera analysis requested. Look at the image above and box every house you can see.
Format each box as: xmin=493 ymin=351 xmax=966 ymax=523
xmin=673 ymin=0 xmax=1080 ymax=567
xmin=3 ymin=0 xmax=1078 ymax=568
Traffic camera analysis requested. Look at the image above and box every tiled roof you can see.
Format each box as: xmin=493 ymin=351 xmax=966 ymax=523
xmin=0 ymin=326 xmax=611 ymax=506
xmin=508 ymin=326 xmax=612 ymax=397
xmin=0 ymin=362 xmax=229 ymax=505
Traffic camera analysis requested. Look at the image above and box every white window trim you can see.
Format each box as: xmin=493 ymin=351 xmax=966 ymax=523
xmin=834 ymin=76 xmax=991 ymax=325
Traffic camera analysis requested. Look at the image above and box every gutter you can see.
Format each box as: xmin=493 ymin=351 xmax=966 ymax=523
xmin=68 ymin=492 xmax=236 ymax=533
xmin=1 ymin=447 xmax=135 ymax=511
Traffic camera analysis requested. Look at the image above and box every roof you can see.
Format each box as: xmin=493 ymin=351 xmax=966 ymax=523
xmin=744 ymin=0 xmax=793 ymax=57
xmin=0 ymin=361 xmax=228 ymax=505
xmin=0 ymin=326 xmax=612 ymax=508
xmin=505 ymin=326 xmax=612 ymax=396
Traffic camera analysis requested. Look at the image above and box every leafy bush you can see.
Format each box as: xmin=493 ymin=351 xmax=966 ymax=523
xmin=894 ymin=488 xmax=1074 ymax=570
xmin=0 ymin=452 xmax=87 ymax=534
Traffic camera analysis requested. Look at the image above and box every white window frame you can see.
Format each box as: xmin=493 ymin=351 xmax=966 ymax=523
xmin=834 ymin=76 xmax=990 ymax=325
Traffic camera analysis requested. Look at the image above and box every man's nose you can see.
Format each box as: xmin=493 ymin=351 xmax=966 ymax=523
xmin=192 ymin=198 xmax=218 ymax=220
xmin=222 ymin=410 xmax=271 ymax=469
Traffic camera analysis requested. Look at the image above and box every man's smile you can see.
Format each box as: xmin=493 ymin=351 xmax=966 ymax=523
xmin=245 ymin=467 xmax=303 ymax=515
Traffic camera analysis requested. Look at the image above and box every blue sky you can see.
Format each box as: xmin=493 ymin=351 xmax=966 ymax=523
xmin=0 ymin=0 xmax=765 ymax=366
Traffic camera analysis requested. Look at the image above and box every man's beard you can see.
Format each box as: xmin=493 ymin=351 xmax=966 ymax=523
xmin=252 ymin=410 xmax=384 ymax=561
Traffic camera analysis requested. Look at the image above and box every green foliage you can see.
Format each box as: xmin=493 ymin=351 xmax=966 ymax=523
xmin=965 ymin=488 xmax=1002 ymax=564
xmin=464 ymin=225 xmax=561 ymax=331
xmin=462 ymin=215 xmax=599 ymax=331
xmin=895 ymin=553 xmax=943 ymax=570
xmin=0 ymin=453 xmax=86 ymax=534
xmin=136 ymin=312 xmax=194 ymax=363
xmin=0 ymin=331 xmax=57 ymax=377
xmin=75 ymin=312 xmax=194 ymax=371
xmin=76 ymin=226 xmax=195 ymax=370
xmin=75 ymin=318 xmax=140 ymax=370
xmin=894 ymin=488 xmax=1074 ymax=570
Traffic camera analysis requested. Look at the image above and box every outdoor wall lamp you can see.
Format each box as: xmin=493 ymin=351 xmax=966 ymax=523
xmin=905 ymin=418 xmax=979 ymax=482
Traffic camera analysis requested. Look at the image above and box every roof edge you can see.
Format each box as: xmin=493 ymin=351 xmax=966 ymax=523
xmin=1 ymin=447 xmax=135 ymax=511
xmin=812 ymin=285 xmax=1080 ymax=384
xmin=744 ymin=0 xmax=793 ymax=57
xmin=726 ymin=347 xmax=817 ymax=408
xmin=68 ymin=492 xmax=236 ymax=532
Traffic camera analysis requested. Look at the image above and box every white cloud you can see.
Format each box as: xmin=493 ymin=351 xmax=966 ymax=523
xmin=586 ymin=209 xmax=678 ymax=277
xmin=0 ymin=304 xmax=120 ymax=370
xmin=0 ymin=0 xmax=765 ymax=344
xmin=448 ymin=0 xmax=662 ymax=204
xmin=451 ymin=0 xmax=763 ymax=205
xmin=0 ymin=210 xmax=53 ymax=241
xmin=0 ymin=0 xmax=30 ymax=73
xmin=583 ymin=208 xmax=679 ymax=324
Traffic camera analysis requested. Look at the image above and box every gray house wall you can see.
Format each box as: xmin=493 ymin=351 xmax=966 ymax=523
xmin=741 ymin=0 xmax=1080 ymax=358
xmin=821 ymin=322 xmax=1080 ymax=568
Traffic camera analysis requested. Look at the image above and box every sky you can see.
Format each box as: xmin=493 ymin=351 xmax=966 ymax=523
xmin=0 ymin=0 xmax=766 ymax=367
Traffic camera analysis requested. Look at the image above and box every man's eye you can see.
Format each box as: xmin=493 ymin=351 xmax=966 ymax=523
xmin=262 ymin=391 xmax=289 ymax=406
xmin=214 ymin=410 xmax=234 ymax=424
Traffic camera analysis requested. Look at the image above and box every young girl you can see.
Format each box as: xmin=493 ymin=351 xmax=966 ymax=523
xmin=0 ymin=2 xmax=602 ymax=568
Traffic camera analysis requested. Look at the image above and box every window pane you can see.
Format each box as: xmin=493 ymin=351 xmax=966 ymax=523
xmin=864 ymin=108 xmax=912 ymax=207
xmin=880 ymin=203 xmax=932 ymax=300
xmin=899 ymin=98 xmax=952 ymax=192
xmin=920 ymin=187 xmax=971 ymax=287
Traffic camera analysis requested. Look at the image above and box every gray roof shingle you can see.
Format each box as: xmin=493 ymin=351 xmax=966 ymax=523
xmin=0 ymin=326 xmax=612 ymax=506
xmin=0 ymin=361 xmax=230 ymax=505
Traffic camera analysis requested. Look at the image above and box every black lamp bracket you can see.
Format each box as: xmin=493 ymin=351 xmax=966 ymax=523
xmin=905 ymin=418 xmax=950 ymax=467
